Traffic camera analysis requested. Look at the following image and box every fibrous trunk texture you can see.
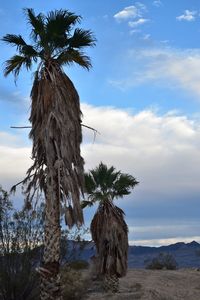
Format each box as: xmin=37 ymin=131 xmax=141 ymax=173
xmin=25 ymin=61 xmax=84 ymax=300
xmin=40 ymin=173 xmax=61 ymax=300
xmin=103 ymin=274 xmax=119 ymax=293
xmin=29 ymin=61 xmax=84 ymax=225
xmin=91 ymin=200 xmax=128 ymax=291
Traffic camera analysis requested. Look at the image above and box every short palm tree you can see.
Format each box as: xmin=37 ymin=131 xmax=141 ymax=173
xmin=83 ymin=162 xmax=138 ymax=292
xmin=2 ymin=8 xmax=95 ymax=300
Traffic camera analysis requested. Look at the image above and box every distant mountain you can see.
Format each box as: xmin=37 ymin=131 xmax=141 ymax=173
xmin=128 ymin=241 xmax=200 ymax=268
xmin=76 ymin=240 xmax=200 ymax=269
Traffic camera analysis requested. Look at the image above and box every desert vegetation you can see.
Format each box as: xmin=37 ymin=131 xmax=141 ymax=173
xmin=0 ymin=186 xmax=90 ymax=300
xmin=83 ymin=162 xmax=138 ymax=292
xmin=1 ymin=4 xmax=200 ymax=300
xmin=145 ymin=253 xmax=178 ymax=270
xmin=2 ymin=7 xmax=95 ymax=300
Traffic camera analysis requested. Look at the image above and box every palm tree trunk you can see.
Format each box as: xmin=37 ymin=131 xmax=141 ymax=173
xmin=40 ymin=173 xmax=62 ymax=300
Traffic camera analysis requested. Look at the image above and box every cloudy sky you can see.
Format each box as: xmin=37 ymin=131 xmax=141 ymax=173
xmin=1 ymin=0 xmax=200 ymax=247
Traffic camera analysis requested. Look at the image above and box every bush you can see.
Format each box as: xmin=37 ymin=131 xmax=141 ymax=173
xmin=62 ymin=267 xmax=89 ymax=300
xmin=68 ymin=260 xmax=89 ymax=270
xmin=145 ymin=253 xmax=178 ymax=270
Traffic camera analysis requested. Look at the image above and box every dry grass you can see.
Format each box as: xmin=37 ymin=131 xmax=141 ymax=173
xmin=62 ymin=267 xmax=90 ymax=300
xmin=84 ymin=268 xmax=200 ymax=300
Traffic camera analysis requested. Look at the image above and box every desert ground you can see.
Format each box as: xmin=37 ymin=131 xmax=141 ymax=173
xmin=85 ymin=269 xmax=200 ymax=300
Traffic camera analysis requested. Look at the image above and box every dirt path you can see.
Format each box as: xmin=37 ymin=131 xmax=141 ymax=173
xmin=85 ymin=269 xmax=200 ymax=300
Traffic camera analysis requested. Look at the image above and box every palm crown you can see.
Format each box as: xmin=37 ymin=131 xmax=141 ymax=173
xmin=83 ymin=162 xmax=139 ymax=207
xmin=2 ymin=8 xmax=96 ymax=79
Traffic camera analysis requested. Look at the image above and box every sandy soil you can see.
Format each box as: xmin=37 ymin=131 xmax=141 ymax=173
xmin=85 ymin=269 xmax=200 ymax=300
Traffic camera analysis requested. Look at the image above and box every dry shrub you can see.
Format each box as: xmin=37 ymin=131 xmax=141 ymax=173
xmin=145 ymin=253 xmax=178 ymax=270
xmin=68 ymin=260 xmax=89 ymax=270
xmin=62 ymin=266 xmax=90 ymax=300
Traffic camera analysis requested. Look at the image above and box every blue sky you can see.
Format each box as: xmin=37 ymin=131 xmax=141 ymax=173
xmin=1 ymin=0 xmax=200 ymax=246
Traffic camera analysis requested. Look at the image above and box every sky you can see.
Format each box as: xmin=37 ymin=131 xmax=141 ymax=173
xmin=0 ymin=0 xmax=200 ymax=247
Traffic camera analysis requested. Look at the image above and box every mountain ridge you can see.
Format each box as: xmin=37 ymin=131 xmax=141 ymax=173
xmin=75 ymin=240 xmax=200 ymax=268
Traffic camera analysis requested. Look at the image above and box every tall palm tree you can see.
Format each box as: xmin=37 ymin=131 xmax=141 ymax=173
xmin=2 ymin=8 xmax=95 ymax=300
xmin=83 ymin=162 xmax=138 ymax=292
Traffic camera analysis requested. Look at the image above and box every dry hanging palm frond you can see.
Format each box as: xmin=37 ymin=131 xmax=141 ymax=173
xmin=22 ymin=61 xmax=84 ymax=226
xmin=91 ymin=200 xmax=128 ymax=278
xmin=64 ymin=205 xmax=75 ymax=229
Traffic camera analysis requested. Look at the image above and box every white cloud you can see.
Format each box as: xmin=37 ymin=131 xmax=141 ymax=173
xmin=130 ymin=29 xmax=141 ymax=35
xmin=3 ymin=104 xmax=200 ymax=197
xmin=129 ymin=236 xmax=200 ymax=247
xmin=81 ymin=103 xmax=200 ymax=195
xmin=114 ymin=6 xmax=140 ymax=21
xmin=2 ymin=104 xmax=200 ymax=244
xmin=153 ymin=0 xmax=162 ymax=7
xmin=0 ymin=144 xmax=31 ymax=189
xmin=128 ymin=222 xmax=200 ymax=245
xmin=176 ymin=10 xmax=197 ymax=21
xmin=114 ymin=3 xmax=146 ymax=21
xmin=81 ymin=104 xmax=200 ymax=245
xmin=142 ymin=34 xmax=151 ymax=40
xmin=114 ymin=3 xmax=149 ymax=33
xmin=128 ymin=18 xmax=149 ymax=28
xmin=109 ymin=47 xmax=200 ymax=97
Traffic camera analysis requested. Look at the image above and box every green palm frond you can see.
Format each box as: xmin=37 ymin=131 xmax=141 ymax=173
xmin=3 ymin=8 xmax=95 ymax=78
xmin=88 ymin=165 xmax=135 ymax=278
xmin=68 ymin=28 xmax=96 ymax=48
xmin=4 ymin=55 xmax=33 ymax=78
xmin=20 ymin=45 xmax=38 ymax=59
xmin=45 ymin=10 xmax=80 ymax=49
xmin=113 ymin=173 xmax=139 ymax=198
xmin=1 ymin=34 xmax=26 ymax=50
xmin=84 ymin=173 xmax=96 ymax=194
xmin=2 ymin=34 xmax=38 ymax=61
xmin=24 ymin=8 xmax=45 ymax=43
xmin=83 ymin=162 xmax=138 ymax=206
xmin=46 ymin=9 xmax=81 ymax=34
xmin=56 ymin=49 xmax=92 ymax=69
xmin=90 ymin=162 xmax=112 ymax=189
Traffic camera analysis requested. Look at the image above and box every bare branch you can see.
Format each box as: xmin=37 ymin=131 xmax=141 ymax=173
xmin=10 ymin=123 xmax=99 ymax=132
xmin=10 ymin=126 xmax=31 ymax=129
xmin=81 ymin=124 xmax=99 ymax=134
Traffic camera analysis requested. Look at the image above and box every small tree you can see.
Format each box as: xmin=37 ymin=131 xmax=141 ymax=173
xmin=83 ymin=163 xmax=138 ymax=292
xmin=0 ymin=186 xmax=44 ymax=300
xmin=145 ymin=253 xmax=178 ymax=270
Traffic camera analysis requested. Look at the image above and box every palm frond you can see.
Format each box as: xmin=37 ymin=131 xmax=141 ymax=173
xmin=90 ymin=162 xmax=111 ymax=189
xmin=20 ymin=45 xmax=38 ymax=61
xmin=2 ymin=34 xmax=38 ymax=64
xmin=3 ymin=55 xmax=33 ymax=78
xmin=113 ymin=174 xmax=139 ymax=198
xmin=68 ymin=28 xmax=96 ymax=48
xmin=46 ymin=9 xmax=80 ymax=35
xmin=56 ymin=49 xmax=92 ymax=69
xmin=28 ymin=62 xmax=84 ymax=226
xmin=85 ymin=162 xmax=138 ymax=200
xmin=90 ymin=163 xmax=118 ymax=193
xmin=81 ymin=200 xmax=94 ymax=209
xmin=24 ymin=8 xmax=45 ymax=43
xmin=1 ymin=34 xmax=26 ymax=49
xmin=84 ymin=173 xmax=96 ymax=194
xmin=44 ymin=10 xmax=80 ymax=50
xmin=91 ymin=200 xmax=128 ymax=277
